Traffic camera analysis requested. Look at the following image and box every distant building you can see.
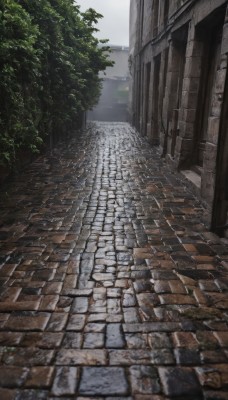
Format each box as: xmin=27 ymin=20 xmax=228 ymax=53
xmin=88 ymin=45 xmax=129 ymax=122
xmin=129 ymin=0 xmax=228 ymax=237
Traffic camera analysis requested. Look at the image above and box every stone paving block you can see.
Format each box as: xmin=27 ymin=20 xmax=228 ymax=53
xmin=174 ymin=348 xmax=201 ymax=364
xmin=20 ymin=332 xmax=63 ymax=348
xmin=89 ymin=297 xmax=106 ymax=309
xmin=0 ymin=332 xmax=23 ymax=346
xmin=201 ymin=350 xmax=227 ymax=364
xmin=214 ymin=332 xmax=228 ymax=348
xmin=107 ymin=298 xmax=121 ymax=314
xmin=0 ymin=301 xmax=40 ymax=312
xmin=0 ymin=287 xmax=21 ymax=302
xmin=84 ymin=323 xmax=106 ymax=333
xmin=106 ymin=323 xmax=125 ymax=348
xmin=123 ymin=322 xmax=181 ymax=333
xmin=129 ymin=365 xmax=161 ymax=394
xmin=88 ymin=313 xmax=107 ymax=322
xmin=83 ymin=332 xmax=104 ymax=348
xmin=159 ymin=294 xmax=196 ymax=305
xmin=17 ymin=293 xmax=41 ymax=302
xmin=109 ymin=349 xmax=174 ymax=365
xmin=79 ymin=367 xmax=129 ymax=396
xmin=4 ymin=312 xmax=50 ymax=331
xmin=123 ymin=291 xmax=136 ymax=307
xmin=172 ymin=331 xmax=198 ymax=349
xmin=2 ymin=348 xmax=54 ymax=366
xmin=66 ymin=314 xmax=86 ymax=331
xmin=107 ymin=288 xmax=122 ymax=298
xmin=56 ymin=296 xmax=72 ymax=311
xmin=51 ymin=366 xmax=78 ymax=396
xmin=133 ymin=279 xmax=153 ymax=293
xmin=0 ymin=313 xmax=10 ymax=329
xmin=125 ymin=333 xmax=147 ymax=349
xmin=39 ymin=295 xmax=59 ymax=311
xmin=42 ymin=282 xmax=63 ymax=294
xmin=62 ymin=332 xmax=82 ymax=348
xmin=71 ymin=297 xmax=89 ymax=313
xmin=13 ymin=389 xmax=49 ymax=399
xmin=195 ymin=366 xmax=222 ymax=389
xmin=193 ymin=288 xmax=209 ymax=305
xmin=158 ymin=366 xmax=202 ymax=396
xmin=0 ymin=122 xmax=228 ymax=398
xmin=106 ymin=314 xmax=123 ymax=323
xmin=123 ymin=307 xmax=140 ymax=323
xmin=152 ymin=271 xmax=177 ymax=280
xmin=32 ymin=269 xmax=56 ymax=281
xmin=148 ymin=333 xmax=172 ymax=349
xmin=213 ymin=364 xmax=228 ymax=386
xmin=169 ymin=280 xmax=187 ymax=294
xmin=154 ymin=280 xmax=171 ymax=294
xmin=106 ymin=398 xmax=133 ymax=400
xmin=115 ymin=279 xmax=129 ymax=288
xmin=0 ymin=388 xmax=16 ymax=400
xmin=134 ymin=396 xmax=164 ymax=400
xmin=77 ymin=397 xmax=103 ymax=400
xmin=196 ymin=331 xmax=219 ymax=350
xmin=56 ymin=349 xmax=107 ymax=365
xmin=203 ymin=391 xmax=228 ymax=400
xmin=151 ymin=349 xmax=175 ymax=365
xmin=204 ymin=320 xmax=228 ymax=332
xmin=46 ymin=312 xmax=68 ymax=331
xmin=24 ymin=366 xmax=54 ymax=388
xmin=93 ymin=287 xmax=106 ymax=300
xmin=0 ymin=366 xmax=28 ymax=387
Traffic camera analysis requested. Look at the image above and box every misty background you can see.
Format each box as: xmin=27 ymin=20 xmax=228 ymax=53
xmin=76 ymin=1 xmax=130 ymax=122
xmin=76 ymin=0 xmax=130 ymax=46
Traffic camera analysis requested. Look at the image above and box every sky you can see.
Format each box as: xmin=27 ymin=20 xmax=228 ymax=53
xmin=75 ymin=0 xmax=130 ymax=47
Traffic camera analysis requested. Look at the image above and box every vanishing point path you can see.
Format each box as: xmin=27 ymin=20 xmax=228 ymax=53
xmin=0 ymin=122 xmax=227 ymax=400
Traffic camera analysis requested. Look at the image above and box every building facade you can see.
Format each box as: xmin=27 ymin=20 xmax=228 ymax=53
xmin=129 ymin=0 xmax=228 ymax=237
xmin=88 ymin=45 xmax=129 ymax=122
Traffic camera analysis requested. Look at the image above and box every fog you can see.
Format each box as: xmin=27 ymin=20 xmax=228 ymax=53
xmin=88 ymin=43 xmax=129 ymax=122
xmin=76 ymin=0 xmax=130 ymax=46
xmin=76 ymin=1 xmax=130 ymax=122
xmin=88 ymin=80 xmax=129 ymax=122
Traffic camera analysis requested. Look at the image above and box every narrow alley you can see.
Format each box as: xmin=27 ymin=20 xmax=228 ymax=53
xmin=0 ymin=122 xmax=227 ymax=399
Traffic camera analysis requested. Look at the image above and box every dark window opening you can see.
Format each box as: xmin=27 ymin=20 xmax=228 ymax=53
xmin=194 ymin=23 xmax=223 ymax=168
xmin=164 ymin=0 xmax=169 ymax=28
xmin=152 ymin=0 xmax=159 ymax=38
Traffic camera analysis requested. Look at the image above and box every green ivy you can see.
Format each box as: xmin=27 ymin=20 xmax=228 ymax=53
xmin=0 ymin=0 xmax=113 ymax=167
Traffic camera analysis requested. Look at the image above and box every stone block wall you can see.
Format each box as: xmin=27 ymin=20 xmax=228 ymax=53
xmin=129 ymin=0 xmax=228 ymax=236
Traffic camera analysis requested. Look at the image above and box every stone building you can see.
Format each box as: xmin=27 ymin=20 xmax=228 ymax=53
xmin=129 ymin=0 xmax=228 ymax=237
xmin=88 ymin=45 xmax=129 ymax=122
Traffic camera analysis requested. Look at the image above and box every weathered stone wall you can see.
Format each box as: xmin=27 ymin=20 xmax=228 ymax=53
xmin=129 ymin=0 xmax=228 ymax=235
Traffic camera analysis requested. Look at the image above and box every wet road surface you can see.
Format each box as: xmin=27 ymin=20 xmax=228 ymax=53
xmin=0 ymin=122 xmax=228 ymax=399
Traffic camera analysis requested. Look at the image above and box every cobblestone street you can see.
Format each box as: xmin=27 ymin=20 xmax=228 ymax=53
xmin=0 ymin=122 xmax=227 ymax=399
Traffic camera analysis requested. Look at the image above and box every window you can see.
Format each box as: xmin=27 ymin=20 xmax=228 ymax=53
xmin=164 ymin=0 xmax=169 ymax=27
xmin=152 ymin=0 xmax=159 ymax=37
xmin=140 ymin=0 xmax=145 ymax=42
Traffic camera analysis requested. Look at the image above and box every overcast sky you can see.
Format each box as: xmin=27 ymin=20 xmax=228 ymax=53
xmin=76 ymin=0 xmax=130 ymax=46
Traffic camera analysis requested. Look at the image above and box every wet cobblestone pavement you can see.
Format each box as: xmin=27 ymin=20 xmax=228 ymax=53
xmin=0 ymin=122 xmax=228 ymax=399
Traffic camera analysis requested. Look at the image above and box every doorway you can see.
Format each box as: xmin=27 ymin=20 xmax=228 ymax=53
xmin=194 ymin=25 xmax=222 ymax=170
xmin=212 ymin=72 xmax=228 ymax=237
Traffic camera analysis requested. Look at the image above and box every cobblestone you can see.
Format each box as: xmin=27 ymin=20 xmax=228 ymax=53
xmin=0 ymin=122 xmax=227 ymax=398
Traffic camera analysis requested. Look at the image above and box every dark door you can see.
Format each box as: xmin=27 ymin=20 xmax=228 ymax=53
xmin=195 ymin=26 xmax=222 ymax=168
xmin=212 ymin=72 xmax=228 ymax=237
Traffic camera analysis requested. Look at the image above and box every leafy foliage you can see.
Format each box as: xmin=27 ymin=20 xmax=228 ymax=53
xmin=0 ymin=0 xmax=112 ymax=167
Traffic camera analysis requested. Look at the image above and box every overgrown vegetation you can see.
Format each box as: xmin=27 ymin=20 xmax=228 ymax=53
xmin=0 ymin=0 xmax=112 ymax=167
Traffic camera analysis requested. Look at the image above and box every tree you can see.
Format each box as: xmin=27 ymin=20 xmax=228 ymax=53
xmin=0 ymin=0 xmax=41 ymax=165
xmin=0 ymin=0 xmax=113 ymax=167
